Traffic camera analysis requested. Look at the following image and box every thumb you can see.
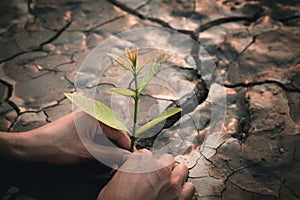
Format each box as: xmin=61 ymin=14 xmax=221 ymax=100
xmin=180 ymin=182 xmax=196 ymax=200
xmin=99 ymin=122 xmax=132 ymax=151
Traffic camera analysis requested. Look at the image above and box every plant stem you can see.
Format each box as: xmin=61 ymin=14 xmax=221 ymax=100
xmin=130 ymin=71 xmax=139 ymax=152
xmin=130 ymin=136 xmax=136 ymax=153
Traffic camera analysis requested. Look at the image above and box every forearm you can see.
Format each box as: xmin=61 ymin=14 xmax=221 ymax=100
xmin=0 ymin=131 xmax=26 ymax=161
xmin=0 ymin=129 xmax=52 ymax=163
xmin=1 ymin=114 xmax=94 ymax=165
xmin=0 ymin=112 xmax=130 ymax=165
xmin=0 ymin=127 xmax=69 ymax=164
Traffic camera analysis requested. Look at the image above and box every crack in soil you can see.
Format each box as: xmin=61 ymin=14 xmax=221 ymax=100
xmin=63 ymin=74 xmax=75 ymax=87
xmin=38 ymin=21 xmax=72 ymax=49
xmin=9 ymin=96 xmax=68 ymax=130
xmin=224 ymin=80 xmax=300 ymax=93
xmin=106 ymin=0 xmax=195 ymax=37
xmin=135 ymin=0 xmax=152 ymax=11
xmin=220 ymin=166 xmax=249 ymax=199
xmin=200 ymin=151 xmax=217 ymax=168
xmin=292 ymin=140 xmax=299 ymax=162
xmin=206 ymin=140 xmax=227 ymax=159
xmin=136 ymin=79 xmax=209 ymax=149
xmin=232 ymin=35 xmax=256 ymax=62
xmin=0 ymin=79 xmax=20 ymax=115
xmin=277 ymin=173 xmax=300 ymax=199
xmin=0 ymin=79 xmax=13 ymax=102
xmin=75 ymin=15 xmax=127 ymax=33
xmin=8 ymin=110 xmax=47 ymax=131
xmin=0 ymin=18 xmax=72 ymax=64
xmin=277 ymin=15 xmax=300 ymax=25
xmin=0 ymin=51 xmax=31 ymax=65
xmin=195 ymin=14 xmax=264 ymax=34
xmin=224 ymin=179 xmax=277 ymax=199
xmin=43 ymin=109 xmax=51 ymax=123
xmin=0 ymin=1 xmax=298 ymax=200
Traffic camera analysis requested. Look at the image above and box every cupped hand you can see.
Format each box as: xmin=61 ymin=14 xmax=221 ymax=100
xmin=22 ymin=111 xmax=132 ymax=166
xmin=98 ymin=149 xmax=196 ymax=200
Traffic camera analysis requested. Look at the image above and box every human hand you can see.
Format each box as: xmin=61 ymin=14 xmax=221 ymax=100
xmin=18 ymin=111 xmax=132 ymax=166
xmin=98 ymin=149 xmax=195 ymax=200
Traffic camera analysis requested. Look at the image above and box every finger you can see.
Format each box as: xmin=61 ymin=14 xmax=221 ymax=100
xmin=73 ymin=112 xmax=132 ymax=151
xmin=157 ymin=154 xmax=175 ymax=171
xmin=137 ymin=148 xmax=152 ymax=154
xmin=171 ymin=163 xmax=189 ymax=185
xmin=120 ymin=149 xmax=159 ymax=173
xmin=180 ymin=182 xmax=196 ymax=200
xmin=86 ymin=141 xmax=131 ymax=168
xmin=115 ymin=131 xmax=132 ymax=150
xmin=99 ymin=122 xmax=132 ymax=151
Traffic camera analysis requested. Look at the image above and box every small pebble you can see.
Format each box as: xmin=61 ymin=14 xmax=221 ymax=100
xmin=279 ymin=148 xmax=284 ymax=153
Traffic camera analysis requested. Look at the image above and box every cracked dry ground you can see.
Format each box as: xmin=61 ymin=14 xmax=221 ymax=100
xmin=0 ymin=0 xmax=300 ymax=199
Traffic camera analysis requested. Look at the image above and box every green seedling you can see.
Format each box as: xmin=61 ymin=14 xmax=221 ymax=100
xmin=65 ymin=48 xmax=182 ymax=152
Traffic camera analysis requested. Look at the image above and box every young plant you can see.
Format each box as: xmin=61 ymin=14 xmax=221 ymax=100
xmin=65 ymin=48 xmax=182 ymax=152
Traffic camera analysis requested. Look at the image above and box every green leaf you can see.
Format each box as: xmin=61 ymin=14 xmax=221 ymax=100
xmin=138 ymin=56 xmax=169 ymax=94
xmin=65 ymin=93 xmax=129 ymax=132
xmin=108 ymin=53 xmax=133 ymax=72
xmin=107 ymin=88 xmax=135 ymax=98
xmin=136 ymin=59 xmax=151 ymax=74
xmin=136 ymin=107 xmax=182 ymax=136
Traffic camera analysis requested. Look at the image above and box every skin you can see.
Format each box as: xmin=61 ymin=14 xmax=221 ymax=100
xmin=0 ymin=111 xmax=196 ymax=200
xmin=98 ymin=149 xmax=196 ymax=200
xmin=0 ymin=111 xmax=132 ymax=165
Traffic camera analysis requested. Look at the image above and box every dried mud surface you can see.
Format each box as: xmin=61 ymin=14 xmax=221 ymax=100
xmin=0 ymin=0 xmax=299 ymax=199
